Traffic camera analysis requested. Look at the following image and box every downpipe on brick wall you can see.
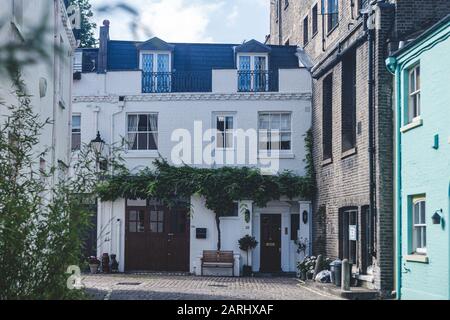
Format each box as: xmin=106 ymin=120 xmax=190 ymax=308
xmin=364 ymin=9 xmax=378 ymax=272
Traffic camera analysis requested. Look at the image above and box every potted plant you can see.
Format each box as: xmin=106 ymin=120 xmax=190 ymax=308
xmin=88 ymin=256 xmax=100 ymax=274
xmin=238 ymin=235 xmax=258 ymax=277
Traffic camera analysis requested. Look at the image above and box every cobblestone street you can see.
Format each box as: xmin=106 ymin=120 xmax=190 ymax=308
xmin=83 ymin=274 xmax=338 ymax=300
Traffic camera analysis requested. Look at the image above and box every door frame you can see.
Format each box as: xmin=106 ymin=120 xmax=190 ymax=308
xmin=124 ymin=200 xmax=190 ymax=272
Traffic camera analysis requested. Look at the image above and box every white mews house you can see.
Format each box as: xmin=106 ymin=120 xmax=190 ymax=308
xmin=0 ymin=0 xmax=77 ymax=178
xmin=72 ymin=21 xmax=313 ymax=276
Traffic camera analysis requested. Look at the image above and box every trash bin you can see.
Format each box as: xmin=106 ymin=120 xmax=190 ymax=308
xmin=330 ymin=259 xmax=342 ymax=287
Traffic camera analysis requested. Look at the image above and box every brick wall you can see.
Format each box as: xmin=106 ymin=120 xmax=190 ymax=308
xmin=270 ymin=0 xmax=450 ymax=295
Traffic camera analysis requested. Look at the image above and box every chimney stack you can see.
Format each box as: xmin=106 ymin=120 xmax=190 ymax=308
xmin=98 ymin=20 xmax=110 ymax=74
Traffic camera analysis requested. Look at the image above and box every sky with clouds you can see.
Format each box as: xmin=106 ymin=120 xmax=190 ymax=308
xmin=90 ymin=0 xmax=270 ymax=44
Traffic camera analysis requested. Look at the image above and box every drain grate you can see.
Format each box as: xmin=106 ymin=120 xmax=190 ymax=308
xmin=117 ymin=282 xmax=142 ymax=286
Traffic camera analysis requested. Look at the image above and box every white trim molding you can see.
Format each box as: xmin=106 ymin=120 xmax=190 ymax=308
xmin=73 ymin=92 xmax=312 ymax=103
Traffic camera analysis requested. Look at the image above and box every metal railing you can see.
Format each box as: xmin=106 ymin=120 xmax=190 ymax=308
xmin=237 ymin=71 xmax=272 ymax=92
xmin=142 ymin=71 xmax=212 ymax=93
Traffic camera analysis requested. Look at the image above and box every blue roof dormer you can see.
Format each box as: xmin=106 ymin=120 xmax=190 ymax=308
xmin=137 ymin=37 xmax=175 ymax=52
xmin=235 ymin=39 xmax=272 ymax=53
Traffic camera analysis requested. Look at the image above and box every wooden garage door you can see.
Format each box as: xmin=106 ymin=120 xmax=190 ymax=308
xmin=125 ymin=205 xmax=190 ymax=272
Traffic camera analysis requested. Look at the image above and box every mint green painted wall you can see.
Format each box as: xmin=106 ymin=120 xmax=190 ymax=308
xmin=396 ymin=24 xmax=450 ymax=300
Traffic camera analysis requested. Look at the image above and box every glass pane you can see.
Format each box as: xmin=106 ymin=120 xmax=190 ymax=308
xmin=128 ymin=115 xmax=138 ymax=132
xmin=259 ymin=131 xmax=269 ymax=150
xmin=420 ymin=201 xmax=426 ymax=224
xmin=148 ymin=133 xmax=158 ymax=150
xmin=142 ymin=54 xmax=154 ymax=73
xmin=158 ymin=211 xmax=164 ymax=221
xmin=422 ymin=227 xmax=427 ymax=248
xmin=270 ymin=113 xmax=281 ymax=130
xmin=255 ymin=56 xmax=266 ymax=71
xmin=138 ymin=115 xmax=148 ymax=132
xmin=226 ymin=116 xmax=234 ymax=130
xmin=128 ymin=133 xmax=138 ymax=150
xmin=72 ymin=134 xmax=81 ymax=151
xmin=217 ymin=117 xmax=225 ymax=132
xmin=157 ymin=54 xmax=170 ymax=72
xmin=72 ymin=115 xmax=81 ymax=129
xmin=281 ymin=114 xmax=291 ymax=131
xmin=416 ymin=66 xmax=420 ymax=90
xmin=150 ymin=211 xmax=158 ymax=221
xmin=148 ymin=114 xmax=158 ymax=131
xmin=217 ymin=132 xmax=225 ymax=148
xmin=138 ymin=133 xmax=148 ymax=150
xmin=239 ymin=56 xmax=251 ymax=71
xmin=150 ymin=222 xmax=157 ymax=233
xmin=259 ymin=114 xmax=270 ymax=129
xmin=281 ymin=133 xmax=291 ymax=150
xmin=138 ymin=222 xmax=145 ymax=233
xmin=158 ymin=222 xmax=164 ymax=233
xmin=130 ymin=211 xmax=137 ymax=221
xmin=270 ymin=131 xmax=280 ymax=150
xmin=225 ymin=131 xmax=234 ymax=148
xmin=129 ymin=222 xmax=137 ymax=233
xmin=414 ymin=202 xmax=420 ymax=225
xmin=410 ymin=71 xmax=416 ymax=93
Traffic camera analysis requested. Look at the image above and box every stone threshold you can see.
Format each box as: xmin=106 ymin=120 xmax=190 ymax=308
xmin=299 ymin=280 xmax=380 ymax=300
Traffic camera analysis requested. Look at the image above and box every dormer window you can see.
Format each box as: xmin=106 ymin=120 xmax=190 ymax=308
xmin=235 ymin=40 xmax=272 ymax=93
xmin=138 ymin=37 xmax=174 ymax=93
xmin=237 ymin=54 xmax=269 ymax=92
xmin=140 ymin=52 xmax=172 ymax=93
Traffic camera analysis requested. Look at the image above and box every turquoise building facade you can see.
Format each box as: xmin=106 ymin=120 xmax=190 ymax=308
xmin=387 ymin=15 xmax=450 ymax=300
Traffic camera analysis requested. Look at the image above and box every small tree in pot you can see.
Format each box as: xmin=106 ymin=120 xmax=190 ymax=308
xmin=238 ymin=235 xmax=258 ymax=277
xmin=88 ymin=257 xmax=101 ymax=274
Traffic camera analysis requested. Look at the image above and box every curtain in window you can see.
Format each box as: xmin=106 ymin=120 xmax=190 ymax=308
xmin=127 ymin=115 xmax=138 ymax=150
xmin=148 ymin=114 xmax=158 ymax=150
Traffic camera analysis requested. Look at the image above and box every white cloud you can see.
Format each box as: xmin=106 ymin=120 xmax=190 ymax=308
xmin=92 ymin=0 xmax=225 ymax=42
xmin=226 ymin=5 xmax=239 ymax=27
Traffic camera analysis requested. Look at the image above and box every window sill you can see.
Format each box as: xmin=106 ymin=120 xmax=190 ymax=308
xmin=401 ymin=118 xmax=423 ymax=133
xmin=258 ymin=152 xmax=295 ymax=160
xmin=125 ymin=151 xmax=159 ymax=158
xmin=342 ymin=147 xmax=357 ymax=159
xmin=322 ymin=158 xmax=333 ymax=167
xmin=220 ymin=216 xmax=239 ymax=221
xmin=327 ymin=23 xmax=339 ymax=37
xmin=405 ymin=255 xmax=429 ymax=264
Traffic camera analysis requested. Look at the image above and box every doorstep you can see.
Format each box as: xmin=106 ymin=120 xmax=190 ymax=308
xmin=299 ymin=280 xmax=380 ymax=300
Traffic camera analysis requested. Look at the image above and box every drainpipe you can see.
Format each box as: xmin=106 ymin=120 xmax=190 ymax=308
xmin=364 ymin=10 xmax=377 ymax=277
xmin=394 ymin=65 xmax=402 ymax=300
xmin=109 ymin=101 xmax=125 ymax=255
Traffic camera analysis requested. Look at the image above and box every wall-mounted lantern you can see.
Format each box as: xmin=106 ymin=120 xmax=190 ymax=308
xmin=432 ymin=209 xmax=443 ymax=225
xmin=302 ymin=210 xmax=308 ymax=225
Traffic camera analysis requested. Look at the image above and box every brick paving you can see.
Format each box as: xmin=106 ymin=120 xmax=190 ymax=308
xmin=82 ymin=274 xmax=338 ymax=300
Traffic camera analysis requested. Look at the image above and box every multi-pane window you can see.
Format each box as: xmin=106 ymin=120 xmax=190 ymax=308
xmin=223 ymin=203 xmax=239 ymax=218
xmin=341 ymin=50 xmax=357 ymax=152
xmin=71 ymin=115 xmax=81 ymax=151
xmin=150 ymin=210 xmax=164 ymax=233
xmin=216 ymin=115 xmax=234 ymax=149
xmin=127 ymin=114 xmax=158 ymax=151
xmin=238 ymin=55 xmax=268 ymax=92
xmin=412 ymin=197 xmax=427 ymax=255
xmin=408 ymin=64 xmax=421 ymax=123
xmin=259 ymin=112 xmax=292 ymax=152
xmin=322 ymin=74 xmax=333 ymax=160
xmin=141 ymin=52 xmax=171 ymax=93
xmin=129 ymin=209 xmax=145 ymax=233
xmin=327 ymin=0 xmax=339 ymax=33
xmin=312 ymin=4 xmax=318 ymax=36
xmin=303 ymin=15 xmax=309 ymax=46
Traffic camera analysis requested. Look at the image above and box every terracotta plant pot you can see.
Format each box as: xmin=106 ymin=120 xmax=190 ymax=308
xmin=89 ymin=264 xmax=99 ymax=274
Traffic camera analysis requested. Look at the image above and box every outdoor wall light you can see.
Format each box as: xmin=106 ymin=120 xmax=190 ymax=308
xmin=90 ymin=131 xmax=105 ymax=156
xmin=303 ymin=210 xmax=308 ymax=225
xmin=432 ymin=209 xmax=443 ymax=225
